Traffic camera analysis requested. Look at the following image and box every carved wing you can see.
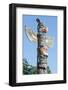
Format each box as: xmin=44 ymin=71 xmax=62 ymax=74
xmin=48 ymin=37 xmax=54 ymax=48
xmin=25 ymin=27 xmax=37 ymax=43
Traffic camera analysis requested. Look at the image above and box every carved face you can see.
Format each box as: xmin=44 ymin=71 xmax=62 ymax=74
xmin=39 ymin=46 xmax=48 ymax=55
xmin=40 ymin=27 xmax=48 ymax=33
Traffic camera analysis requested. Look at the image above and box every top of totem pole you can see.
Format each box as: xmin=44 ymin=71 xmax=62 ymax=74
xmin=36 ymin=18 xmax=48 ymax=33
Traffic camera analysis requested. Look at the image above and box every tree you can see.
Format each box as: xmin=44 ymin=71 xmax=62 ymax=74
xmin=47 ymin=66 xmax=51 ymax=74
xmin=23 ymin=58 xmax=37 ymax=75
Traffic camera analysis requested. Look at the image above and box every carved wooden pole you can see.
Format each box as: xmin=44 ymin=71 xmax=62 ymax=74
xmin=36 ymin=18 xmax=48 ymax=74
xmin=25 ymin=18 xmax=53 ymax=74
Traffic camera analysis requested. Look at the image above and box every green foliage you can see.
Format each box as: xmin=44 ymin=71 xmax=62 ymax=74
xmin=23 ymin=58 xmax=51 ymax=75
xmin=23 ymin=58 xmax=37 ymax=75
xmin=47 ymin=66 xmax=51 ymax=74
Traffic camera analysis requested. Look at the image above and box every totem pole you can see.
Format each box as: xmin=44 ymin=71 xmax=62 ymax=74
xmin=25 ymin=18 xmax=53 ymax=74
xmin=36 ymin=18 xmax=48 ymax=74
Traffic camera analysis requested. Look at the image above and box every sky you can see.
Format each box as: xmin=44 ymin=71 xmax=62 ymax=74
xmin=22 ymin=15 xmax=57 ymax=74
